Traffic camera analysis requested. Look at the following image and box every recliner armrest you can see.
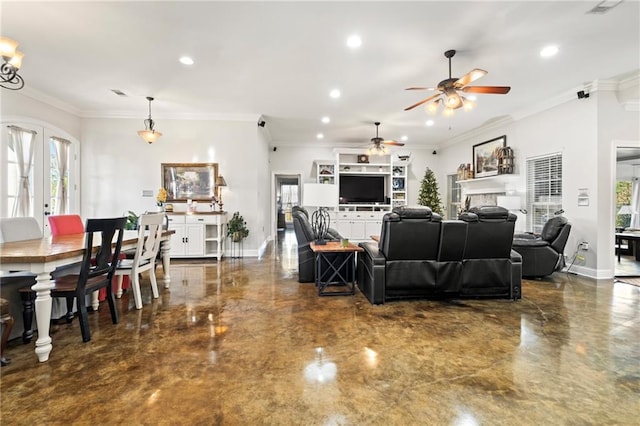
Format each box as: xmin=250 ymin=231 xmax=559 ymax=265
xmin=326 ymin=227 xmax=342 ymax=241
xmin=513 ymin=232 xmax=538 ymax=240
xmin=359 ymin=241 xmax=386 ymax=266
xmin=510 ymin=249 xmax=522 ymax=263
xmin=512 ymin=239 xmax=550 ymax=248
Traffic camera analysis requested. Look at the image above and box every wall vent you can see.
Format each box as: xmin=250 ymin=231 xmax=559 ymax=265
xmin=111 ymin=89 xmax=127 ymax=96
xmin=587 ymin=0 xmax=623 ymax=14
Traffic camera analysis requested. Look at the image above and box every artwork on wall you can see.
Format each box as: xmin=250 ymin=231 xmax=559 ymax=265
xmin=161 ymin=163 xmax=218 ymax=201
xmin=473 ymin=135 xmax=506 ymax=178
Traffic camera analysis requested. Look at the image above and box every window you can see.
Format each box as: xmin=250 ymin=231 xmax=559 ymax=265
xmin=526 ymin=153 xmax=562 ymax=233
xmin=446 ymin=174 xmax=461 ymax=219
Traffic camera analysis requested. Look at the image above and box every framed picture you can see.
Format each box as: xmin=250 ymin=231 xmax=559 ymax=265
xmin=473 ymin=135 xmax=506 ymax=178
xmin=161 ymin=163 xmax=218 ymax=201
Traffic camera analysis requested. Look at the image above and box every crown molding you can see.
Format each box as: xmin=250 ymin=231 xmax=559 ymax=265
xmin=19 ymin=86 xmax=82 ymax=116
xmin=80 ymin=110 xmax=261 ymax=122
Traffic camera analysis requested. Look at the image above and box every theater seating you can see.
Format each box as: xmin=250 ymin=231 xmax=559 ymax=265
xmin=358 ymin=206 xmax=522 ymax=304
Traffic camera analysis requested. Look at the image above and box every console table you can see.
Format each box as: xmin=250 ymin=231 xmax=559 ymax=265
xmin=310 ymin=241 xmax=363 ymax=296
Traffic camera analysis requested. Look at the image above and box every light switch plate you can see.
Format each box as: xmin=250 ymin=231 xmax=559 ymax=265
xmin=142 ymin=190 xmax=153 ymax=197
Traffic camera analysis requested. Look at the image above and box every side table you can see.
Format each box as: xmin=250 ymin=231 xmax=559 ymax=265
xmin=310 ymin=241 xmax=363 ymax=296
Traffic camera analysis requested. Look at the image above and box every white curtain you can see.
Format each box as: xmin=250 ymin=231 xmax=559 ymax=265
xmin=8 ymin=125 xmax=37 ymax=217
xmin=631 ymin=178 xmax=640 ymax=229
xmin=51 ymin=136 xmax=71 ymax=214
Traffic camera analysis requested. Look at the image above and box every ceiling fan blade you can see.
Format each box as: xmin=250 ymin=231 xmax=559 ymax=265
xmin=382 ymin=140 xmax=405 ymax=146
xmin=405 ymin=87 xmax=435 ymax=91
xmin=404 ymin=93 xmax=442 ymax=111
xmin=462 ymin=86 xmax=511 ymax=94
xmin=454 ymin=68 xmax=487 ymax=88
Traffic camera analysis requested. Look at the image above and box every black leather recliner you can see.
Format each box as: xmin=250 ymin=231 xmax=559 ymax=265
xmin=512 ymin=216 xmax=571 ymax=278
xmin=358 ymin=206 xmax=463 ymax=303
xmin=458 ymin=206 xmax=522 ymax=299
xmin=291 ymin=206 xmax=343 ymax=283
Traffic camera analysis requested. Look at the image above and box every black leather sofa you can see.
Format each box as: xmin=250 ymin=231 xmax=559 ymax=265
xmin=291 ymin=206 xmax=347 ymax=283
xmin=512 ymin=216 xmax=571 ymax=278
xmin=357 ymin=206 xmax=522 ymax=304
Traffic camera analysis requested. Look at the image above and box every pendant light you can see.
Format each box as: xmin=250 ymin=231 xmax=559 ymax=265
xmin=137 ymin=96 xmax=162 ymax=144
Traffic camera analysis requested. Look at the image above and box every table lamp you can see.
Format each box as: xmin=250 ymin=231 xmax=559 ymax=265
xmin=216 ymin=175 xmax=227 ymax=212
xmin=303 ymin=183 xmax=338 ymax=245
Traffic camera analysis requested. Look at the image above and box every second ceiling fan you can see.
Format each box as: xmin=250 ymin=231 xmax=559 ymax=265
xmin=404 ymin=49 xmax=511 ymax=115
xmin=367 ymin=121 xmax=404 ymax=156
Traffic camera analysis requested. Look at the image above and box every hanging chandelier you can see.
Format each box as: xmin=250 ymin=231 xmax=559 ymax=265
xmin=137 ymin=96 xmax=162 ymax=144
xmin=0 ymin=36 xmax=25 ymax=90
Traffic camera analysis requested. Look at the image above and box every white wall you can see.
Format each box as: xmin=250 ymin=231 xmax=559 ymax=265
xmin=80 ymin=117 xmax=265 ymax=256
xmin=436 ymin=87 xmax=639 ymax=278
xmin=0 ymin=90 xmax=81 ymax=139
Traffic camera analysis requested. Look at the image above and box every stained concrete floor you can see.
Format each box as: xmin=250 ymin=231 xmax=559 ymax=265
xmin=1 ymin=232 xmax=639 ymax=425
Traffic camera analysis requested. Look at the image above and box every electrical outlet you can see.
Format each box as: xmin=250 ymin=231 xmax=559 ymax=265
xmin=580 ymin=242 xmax=589 ymax=251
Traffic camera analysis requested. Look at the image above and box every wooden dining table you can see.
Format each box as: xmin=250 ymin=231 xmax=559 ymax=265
xmin=0 ymin=229 xmax=174 ymax=362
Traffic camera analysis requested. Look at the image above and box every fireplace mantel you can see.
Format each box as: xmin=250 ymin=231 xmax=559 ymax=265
xmin=457 ymin=174 xmax=519 ymax=195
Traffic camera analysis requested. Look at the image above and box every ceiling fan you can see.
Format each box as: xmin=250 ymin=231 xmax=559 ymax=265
xmin=404 ymin=49 xmax=511 ymax=115
xmin=366 ymin=122 xmax=404 ymax=155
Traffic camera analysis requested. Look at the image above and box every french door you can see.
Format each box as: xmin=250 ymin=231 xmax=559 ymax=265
xmin=0 ymin=121 xmax=79 ymax=234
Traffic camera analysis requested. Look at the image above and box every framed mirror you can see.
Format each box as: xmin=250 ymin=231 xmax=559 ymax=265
xmin=161 ymin=163 xmax=218 ymax=201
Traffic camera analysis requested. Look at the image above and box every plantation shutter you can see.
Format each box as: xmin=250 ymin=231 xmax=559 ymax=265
xmin=526 ymin=153 xmax=562 ymax=233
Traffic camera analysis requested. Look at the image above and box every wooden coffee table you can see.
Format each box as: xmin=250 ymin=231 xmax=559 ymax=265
xmin=310 ymin=241 xmax=363 ymax=296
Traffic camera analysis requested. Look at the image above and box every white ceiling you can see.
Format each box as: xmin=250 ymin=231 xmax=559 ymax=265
xmin=2 ymin=1 xmax=639 ymax=149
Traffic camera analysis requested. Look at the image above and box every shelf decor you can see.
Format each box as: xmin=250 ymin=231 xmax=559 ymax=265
xmin=161 ymin=162 xmax=218 ymax=202
xmin=472 ymin=135 xmax=506 ymax=178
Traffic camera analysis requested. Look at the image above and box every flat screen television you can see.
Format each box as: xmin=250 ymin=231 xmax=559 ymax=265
xmin=339 ymin=175 xmax=386 ymax=204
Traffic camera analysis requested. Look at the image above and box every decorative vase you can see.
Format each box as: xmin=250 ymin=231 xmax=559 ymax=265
xmin=232 ymin=231 xmax=243 ymax=242
xmin=157 ymin=204 xmax=165 ymax=212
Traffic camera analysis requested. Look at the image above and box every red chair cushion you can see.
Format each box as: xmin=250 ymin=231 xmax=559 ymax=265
xmin=49 ymin=215 xmax=85 ymax=236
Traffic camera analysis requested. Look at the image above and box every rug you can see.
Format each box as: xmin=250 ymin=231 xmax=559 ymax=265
xmin=614 ymin=277 xmax=640 ymax=287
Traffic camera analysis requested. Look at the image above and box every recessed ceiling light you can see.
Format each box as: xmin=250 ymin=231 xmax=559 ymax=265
xmin=540 ymin=45 xmax=558 ymax=58
xmin=346 ymin=35 xmax=362 ymax=48
xmin=317 ymin=133 xmax=324 ymax=139
xmin=426 ymin=120 xmax=434 ymax=127
xmin=179 ymin=56 xmax=194 ymax=65
xmin=321 ymin=116 xmax=330 ymax=124
xmin=401 ymin=136 xmax=408 ymax=141
xmin=329 ymin=89 xmax=341 ymax=99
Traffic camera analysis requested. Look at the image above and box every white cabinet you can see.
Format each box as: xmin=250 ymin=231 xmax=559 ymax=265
xmin=167 ymin=213 xmax=226 ymax=260
xmin=334 ymin=210 xmax=385 ymax=241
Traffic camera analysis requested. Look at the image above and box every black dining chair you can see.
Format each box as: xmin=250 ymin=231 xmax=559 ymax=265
xmin=48 ymin=217 xmax=126 ymax=342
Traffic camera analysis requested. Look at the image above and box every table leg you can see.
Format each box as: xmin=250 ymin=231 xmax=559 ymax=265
xmin=161 ymin=238 xmax=172 ymax=288
xmin=32 ymin=271 xmax=54 ymax=362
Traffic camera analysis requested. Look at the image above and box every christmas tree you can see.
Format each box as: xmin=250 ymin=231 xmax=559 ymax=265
xmin=417 ymin=167 xmax=444 ymax=215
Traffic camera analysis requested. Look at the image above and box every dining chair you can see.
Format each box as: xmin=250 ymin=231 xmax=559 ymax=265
xmin=48 ymin=217 xmax=126 ymax=342
xmin=115 ymin=213 xmax=164 ymax=310
xmin=48 ymin=214 xmax=84 ymax=236
xmin=0 ymin=217 xmax=41 ymax=345
xmin=0 ymin=217 xmax=42 ymax=242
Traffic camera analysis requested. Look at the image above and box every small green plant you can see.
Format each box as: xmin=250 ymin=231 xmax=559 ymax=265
xmin=227 ymin=211 xmax=249 ymax=242
xmin=125 ymin=210 xmax=139 ymax=230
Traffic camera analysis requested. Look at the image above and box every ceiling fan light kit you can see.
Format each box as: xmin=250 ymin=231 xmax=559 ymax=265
xmin=366 ymin=122 xmax=404 ymax=156
xmin=405 ymin=49 xmax=511 ymax=117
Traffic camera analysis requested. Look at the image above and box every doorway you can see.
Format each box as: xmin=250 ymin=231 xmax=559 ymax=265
xmin=615 ymin=146 xmax=640 ymax=277
xmin=0 ymin=120 xmax=79 ymax=234
xmin=272 ymin=174 xmax=301 ymax=262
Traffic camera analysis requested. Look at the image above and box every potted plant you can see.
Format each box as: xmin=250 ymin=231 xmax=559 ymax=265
xmin=227 ymin=211 xmax=249 ymax=242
